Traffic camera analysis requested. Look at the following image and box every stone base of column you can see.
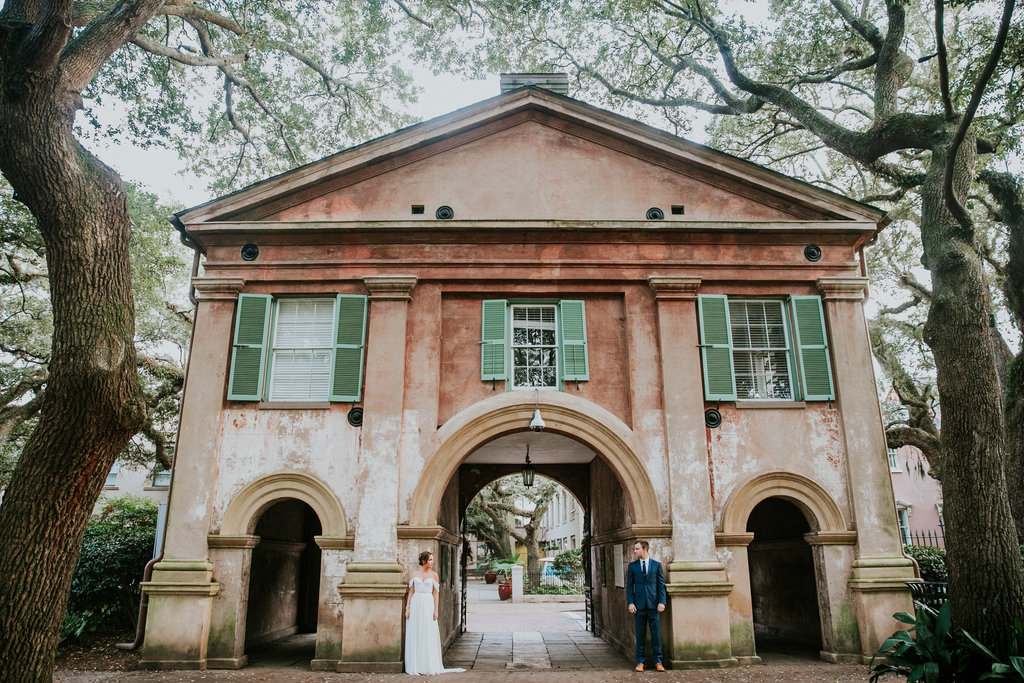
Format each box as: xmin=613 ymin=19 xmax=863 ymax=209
xmin=337 ymin=561 xmax=407 ymax=672
xmin=666 ymin=560 xmax=739 ymax=669
xmin=849 ymin=556 xmax=916 ymax=660
xmin=139 ymin=559 xmax=219 ymax=670
xmin=207 ymin=655 xmax=247 ymax=669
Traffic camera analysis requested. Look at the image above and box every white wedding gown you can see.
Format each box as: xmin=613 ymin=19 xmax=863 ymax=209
xmin=404 ymin=577 xmax=464 ymax=675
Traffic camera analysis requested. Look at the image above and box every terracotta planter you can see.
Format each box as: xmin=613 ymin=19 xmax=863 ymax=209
xmin=497 ymin=582 xmax=513 ymax=601
xmin=484 ymin=572 xmax=497 ymax=584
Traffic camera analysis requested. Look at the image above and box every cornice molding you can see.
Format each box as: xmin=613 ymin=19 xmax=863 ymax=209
xmin=817 ymin=276 xmax=868 ymax=301
xmin=648 ymin=275 xmax=702 ymax=301
xmin=192 ymin=277 xmax=245 ymax=300
xmin=363 ymin=275 xmax=418 ymax=300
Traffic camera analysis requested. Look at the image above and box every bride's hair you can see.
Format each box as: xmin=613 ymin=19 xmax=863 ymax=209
xmin=418 ymin=550 xmax=433 ymax=566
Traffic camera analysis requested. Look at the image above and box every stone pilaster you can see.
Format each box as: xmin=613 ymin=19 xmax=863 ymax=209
xmin=803 ymin=531 xmax=861 ymax=663
xmin=336 ymin=275 xmax=417 ymax=672
xmin=141 ymin=276 xmax=242 ymax=670
xmin=648 ymin=276 xmax=737 ymax=669
xmin=816 ymin=277 xmax=914 ymax=660
xmin=206 ymin=535 xmax=259 ymax=669
xmin=714 ymin=533 xmax=759 ymax=664
xmin=312 ymin=536 xmax=354 ymax=671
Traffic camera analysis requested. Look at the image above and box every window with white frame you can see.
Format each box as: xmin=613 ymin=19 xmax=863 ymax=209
xmin=480 ymin=299 xmax=589 ymax=389
xmin=888 ymin=447 xmax=901 ymax=472
xmin=698 ymin=294 xmax=835 ymax=402
xmin=269 ymin=298 xmax=336 ymax=401
xmin=152 ymin=467 xmax=171 ymax=488
xmin=227 ymin=293 xmax=367 ymax=403
xmin=897 ymin=507 xmax=911 ymax=545
xmin=105 ymin=460 xmax=120 ymax=488
xmin=511 ymin=305 xmax=558 ymax=389
xmin=728 ymin=300 xmax=793 ymax=400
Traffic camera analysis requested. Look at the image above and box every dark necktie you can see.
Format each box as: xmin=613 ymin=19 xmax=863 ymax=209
xmin=642 ymin=561 xmax=647 ymax=576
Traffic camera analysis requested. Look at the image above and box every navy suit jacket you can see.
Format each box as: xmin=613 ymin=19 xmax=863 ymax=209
xmin=626 ymin=558 xmax=666 ymax=611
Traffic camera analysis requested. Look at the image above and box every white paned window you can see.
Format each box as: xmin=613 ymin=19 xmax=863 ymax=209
xmin=888 ymin=448 xmax=901 ymax=472
xmin=269 ymin=298 xmax=335 ymax=401
xmin=152 ymin=467 xmax=171 ymax=487
xmin=511 ymin=305 xmax=558 ymax=389
xmin=729 ymin=300 xmax=793 ymax=400
xmin=897 ymin=507 xmax=911 ymax=545
xmin=105 ymin=460 xmax=120 ymax=488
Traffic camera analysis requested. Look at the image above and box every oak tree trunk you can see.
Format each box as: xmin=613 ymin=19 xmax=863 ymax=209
xmin=920 ymin=129 xmax=1024 ymax=652
xmin=0 ymin=70 xmax=145 ymax=681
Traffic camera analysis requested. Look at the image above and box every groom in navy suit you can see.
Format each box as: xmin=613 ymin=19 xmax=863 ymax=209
xmin=626 ymin=540 xmax=666 ymax=672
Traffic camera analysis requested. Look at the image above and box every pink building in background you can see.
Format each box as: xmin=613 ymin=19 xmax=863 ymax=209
xmin=888 ymin=445 xmax=943 ymax=548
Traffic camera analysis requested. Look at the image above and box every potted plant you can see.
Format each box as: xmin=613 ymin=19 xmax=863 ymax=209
xmin=479 ymin=559 xmax=497 ymax=584
xmin=492 ymin=553 xmax=520 ymax=600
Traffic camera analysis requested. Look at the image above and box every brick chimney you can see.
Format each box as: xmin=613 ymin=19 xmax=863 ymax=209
xmin=499 ymin=73 xmax=569 ymax=96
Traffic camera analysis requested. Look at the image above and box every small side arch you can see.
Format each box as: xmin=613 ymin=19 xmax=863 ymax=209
xmin=220 ymin=471 xmax=348 ymax=536
xmin=409 ymin=391 xmax=661 ymax=527
xmin=721 ymin=471 xmax=846 ymax=534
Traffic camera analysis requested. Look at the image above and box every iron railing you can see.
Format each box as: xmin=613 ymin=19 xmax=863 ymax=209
xmin=905 ymin=527 xmax=945 ymax=548
xmin=907 ymin=581 xmax=948 ymax=608
xmin=523 ymin=569 xmax=585 ymax=594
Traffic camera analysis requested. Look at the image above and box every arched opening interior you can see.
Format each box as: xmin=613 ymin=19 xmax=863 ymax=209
xmin=746 ymin=497 xmax=822 ymax=655
xmin=423 ymin=428 xmax=642 ymax=669
xmin=245 ymin=498 xmax=323 ymax=664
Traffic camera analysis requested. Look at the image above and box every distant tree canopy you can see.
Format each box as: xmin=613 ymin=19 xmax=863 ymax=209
xmin=0 ymin=179 xmax=190 ymax=489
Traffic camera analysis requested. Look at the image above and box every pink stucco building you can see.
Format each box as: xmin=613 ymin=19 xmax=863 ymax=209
xmin=142 ymin=76 xmax=913 ymax=671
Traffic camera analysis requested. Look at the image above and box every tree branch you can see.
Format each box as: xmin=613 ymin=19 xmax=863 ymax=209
xmin=942 ymin=0 xmax=1017 ymax=233
xmin=60 ymin=0 xmax=167 ymax=95
xmin=933 ymin=0 xmax=954 ymax=120
xmin=885 ymin=426 xmax=942 ymax=468
xmin=131 ymin=34 xmax=246 ymax=67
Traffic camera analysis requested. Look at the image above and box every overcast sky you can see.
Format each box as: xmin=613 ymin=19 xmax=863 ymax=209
xmin=91 ymin=70 xmax=498 ymax=208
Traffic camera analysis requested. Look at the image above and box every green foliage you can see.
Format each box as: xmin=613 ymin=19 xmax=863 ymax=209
xmin=905 ymin=546 xmax=949 ymax=583
xmin=869 ymin=603 xmax=975 ymax=682
xmin=552 ymin=547 xmax=583 ymax=576
xmin=0 ymin=178 xmax=189 ymax=481
xmin=61 ymin=496 xmax=158 ymax=643
xmin=491 ymin=552 xmax=522 ymax=579
xmin=870 ymin=604 xmax=1024 ymax=682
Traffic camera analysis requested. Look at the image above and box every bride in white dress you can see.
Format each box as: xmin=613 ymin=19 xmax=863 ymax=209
xmin=404 ymin=550 xmax=464 ymax=675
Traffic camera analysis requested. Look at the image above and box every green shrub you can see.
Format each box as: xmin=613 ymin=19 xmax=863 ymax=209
xmin=552 ymin=548 xmax=583 ymax=576
xmin=905 ymin=545 xmax=948 ymax=582
xmin=61 ymin=496 xmax=158 ymax=643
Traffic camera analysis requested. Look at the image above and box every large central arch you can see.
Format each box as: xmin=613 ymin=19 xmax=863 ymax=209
xmin=408 ymin=391 xmax=661 ymax=526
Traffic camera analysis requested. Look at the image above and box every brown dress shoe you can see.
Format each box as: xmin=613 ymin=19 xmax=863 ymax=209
xmin=655 ymin=662 xmax=665 ymax=671
xmin=635 ymin=663 xmax=644 ymax=672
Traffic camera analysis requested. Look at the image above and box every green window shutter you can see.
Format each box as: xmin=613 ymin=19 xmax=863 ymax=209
xmin=558 ymin=300 xmax=589 ymax=382
xmin=481 ymin=300 xmax=508 ymax=381
xmin=330 ymin=295 xmax=368 ymax=402
xmin=698 ymin=295 xmax=737 ymax=401
xmin=791 ymin=296 xmax=835 ymax=400
xmin=228 ymin=294 xmax=272 ymax=401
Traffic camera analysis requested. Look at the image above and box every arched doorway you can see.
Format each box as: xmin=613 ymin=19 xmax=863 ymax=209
xmin=245 ymin=499 xmax=323 ymax=663
xmin=404 ymin=392 xmax=664 ymax=668
xmin=746 ymin=498 xmax=822 ymax=654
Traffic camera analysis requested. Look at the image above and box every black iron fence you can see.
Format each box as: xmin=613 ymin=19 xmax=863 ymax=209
xmin=523 ymin=569 xmax=585 ymax=595
xmin=906 ymin=527 xmax=945 ymax=548
xmin=907 ymin=581 xmax=948 ymax=608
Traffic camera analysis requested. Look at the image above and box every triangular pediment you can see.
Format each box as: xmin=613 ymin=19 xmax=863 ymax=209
xmin=175 ymin=87 xmax=884 ymax=229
